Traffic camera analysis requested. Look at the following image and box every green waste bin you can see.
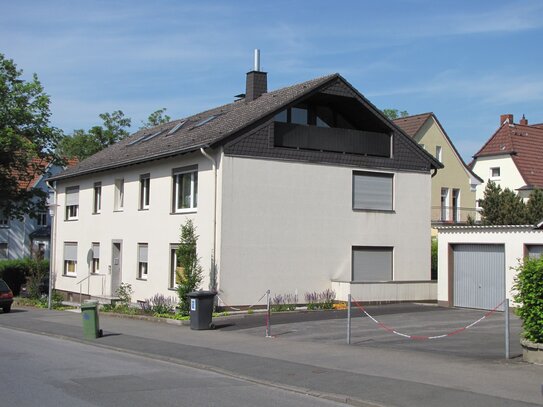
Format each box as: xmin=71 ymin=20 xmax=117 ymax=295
xmin=81 ymin=300 xmax=103 ymax=339
xmin=187 ymin=291 xmax=216 ymax=330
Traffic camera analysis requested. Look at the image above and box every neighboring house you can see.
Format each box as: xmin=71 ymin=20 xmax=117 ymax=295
xmin=437 ymin=224 xmax=543 ymax=310
xmin=472 ymin=114 xmax=543 ymax=202
xmin=394 ymin=113 xmax=482 ymax=228
xmin=48 ymin=66 xmax=441 ymax=306
xmin=0 ymin=159 xmax=72 ymax=260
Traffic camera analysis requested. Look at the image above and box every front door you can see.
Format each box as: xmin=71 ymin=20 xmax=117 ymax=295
xmin=111 ymin=241 xmax=122 ymax=296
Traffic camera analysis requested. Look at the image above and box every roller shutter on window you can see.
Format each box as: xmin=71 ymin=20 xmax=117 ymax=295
xmin=352 ymin=247 xmax=393 ymax=281
xmin=64 ymin=242 xmax=77 ymax=261
xmin=527 ymin=245 xmax=543 ymax=258
xmin=353 ymin=172 xmax=393 ymax=211
xmin=138 ymin=244 xmax=148 ymax=263
xmin=92 ymin=243 xmax=100 ymax=259
xmin=65 ymin=187 xmax=79 ymax=206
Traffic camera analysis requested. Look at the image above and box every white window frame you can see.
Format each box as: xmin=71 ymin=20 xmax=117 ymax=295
xmin=436 ymin=145 xmax=443 ymax=162
xmin=169 ymin=244 xmax=179 ymax=289
xmin=114 ymin=179 xmax=124 ymax=211
xmin=140 ymin=174 xmax=150 ymax=210
xmin=352 ymin=171 xmax=394 ymax=211
xmin=173 ymin=167 xmax=198 ymax=213
xmin=490 ymin=167 xmax=501 ymax=179
xmin=441 ymin=187 xmax=450 ymax=221
xmin=91 ymin=243 xmax=100 ymax=274
xmin=63 ymin=242 xmax=77 ymax=276
xmin=93 ymin=182 xmax=102 ymax=214
xmin=0 ymin=215 xmax=9 ymax=228
xmin=138 ymin=243 xmax=148 ymax=280
xmin=37 ymin=211 xmax=47 ymax=226
xmin=65 ymin=186 xmax=79 ymax=221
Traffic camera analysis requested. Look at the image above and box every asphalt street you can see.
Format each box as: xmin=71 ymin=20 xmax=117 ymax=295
xmin=0 ymin=305 xmax=541 ymax=407
xmin=0 ymin=327 xmax=346 ymax=407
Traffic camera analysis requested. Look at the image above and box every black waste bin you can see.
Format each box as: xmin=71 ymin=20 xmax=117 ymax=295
xmin=187 ymin=291 xmax=216 ymax=330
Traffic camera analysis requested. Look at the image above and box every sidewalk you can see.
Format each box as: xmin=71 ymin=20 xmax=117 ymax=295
xmin=0 ymin=306 xmax=541 ymax=407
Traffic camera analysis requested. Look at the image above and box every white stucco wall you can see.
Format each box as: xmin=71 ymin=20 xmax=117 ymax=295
xmin=218 ymin=156 xmax=432 ymax=305
xmin=437 ymin=226 xmax=543 ymax=306
xmin=52 ymin=152 xmax=217 ymax=303
xmin=472 ymin=155 xmax=525 ymax=202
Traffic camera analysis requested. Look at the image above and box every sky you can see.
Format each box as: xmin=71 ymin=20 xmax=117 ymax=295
xmin=1 ymin=0 xmax=543 ymax=162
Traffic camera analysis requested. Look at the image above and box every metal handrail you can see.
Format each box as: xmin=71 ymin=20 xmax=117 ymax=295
xmin=76 ymin=274 xmax=106 ymax=304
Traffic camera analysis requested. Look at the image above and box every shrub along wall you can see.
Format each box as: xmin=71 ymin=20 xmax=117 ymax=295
xmin=0 ymin=259 xmax=49 ymax=296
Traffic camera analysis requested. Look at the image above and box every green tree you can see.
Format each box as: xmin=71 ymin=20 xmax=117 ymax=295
xmin=382 ymin=109 xmax=409 ymax=120
xmin=140 ymin=108 xmax=171 ymax=129
xmin=526 ymin=188 xmax=543 ymax=224
xmin=480 ymin=181 xmax=528 ymax=225
xmin=57 ymin=110 xmax=132 ymax=160
xmin=0 ymin=53 xmax=63 ymax=220
xmin=176 ymin=219 xmax=203 ymax=315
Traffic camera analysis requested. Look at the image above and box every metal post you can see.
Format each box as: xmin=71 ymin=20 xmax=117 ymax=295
xmin=505 ymin=298 xmax=510 ymax=360
xmin=347 ymin=294 xmax=352 ymax=345
xmin=265 ymin=289 xmax=271 ymax=338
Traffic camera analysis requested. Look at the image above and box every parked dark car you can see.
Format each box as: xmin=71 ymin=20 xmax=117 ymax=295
xmin=0 ymin=279 xmax=14 ymax=313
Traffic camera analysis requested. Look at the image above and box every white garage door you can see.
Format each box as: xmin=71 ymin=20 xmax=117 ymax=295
xmin=453 ymin=244 xmax=505 ymax=310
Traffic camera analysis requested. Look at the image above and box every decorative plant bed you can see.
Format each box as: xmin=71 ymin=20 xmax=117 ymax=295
xmin=520 ymin=339 xmax=543 ymax=364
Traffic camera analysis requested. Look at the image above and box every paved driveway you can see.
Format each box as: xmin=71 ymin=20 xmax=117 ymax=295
xmin=218 ymin=303 xmax=523 ymax=360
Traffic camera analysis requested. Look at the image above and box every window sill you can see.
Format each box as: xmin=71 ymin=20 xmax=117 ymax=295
xmin=171 ymin=209 xmax=197 ymax=215
xmin=168 ymin=287 xmax=178 ymax=292
xmin=352 ymin=209 xmax=395 ymax=214
xmin=136 ymin=277 xmax=148 ymax=281
xmin=113 ymin=209 xmax=124 ymax=213
xmin=63 ymin=274 xmax=77 ymax=278
xmin=64 ymin=219 xmax=79 ymax=222
xmin=138 ymin=208 xmax=149 ymax=212
xmin=92 ymin=212 xmax=101 ymax=215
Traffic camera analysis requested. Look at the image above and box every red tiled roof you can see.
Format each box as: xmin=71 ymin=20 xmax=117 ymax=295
xmin=474 ymin=123 xmax=543 ymax=188
xmin=393 ymin=113 xmax=432 ymax=137
xmin=13 ymin=158 xmax=50 ymax=191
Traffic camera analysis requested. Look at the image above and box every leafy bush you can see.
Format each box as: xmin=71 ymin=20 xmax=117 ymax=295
xmin=141 ymin=294 xmax=176 ymax=315
xmin=513 ymin=256 xmax=543 ymax=343
xmin=0 ymin=258 xmax=49 ymax=295
xmin=305 ymin=289 xmax=336 ymax=310
xmin=271 ymin=293 xmax=298 ymax=312
xmin=115 ymin=283 xmax=133 ymax=307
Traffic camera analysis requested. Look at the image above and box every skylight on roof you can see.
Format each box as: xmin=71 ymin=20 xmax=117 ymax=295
xmin=127 ymin=135 xmax=147 ymax=146
xmin=193 ymin=115 xmax=217 ymax=128
xmin=141 ymin=130 xmax=163 ymax=142
xmin=127 ymin=130 xmax=163 ymax=146
xmin=166 ymin=121 xmax=186 ymax=136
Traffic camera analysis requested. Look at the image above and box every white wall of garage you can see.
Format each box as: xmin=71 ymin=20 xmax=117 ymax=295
xmin=437 ymin=225 xmax=543 ymax=308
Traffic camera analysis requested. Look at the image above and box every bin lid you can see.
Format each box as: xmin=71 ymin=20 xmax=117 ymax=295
xmin=187 ymin=290 xmax=216 ymax=298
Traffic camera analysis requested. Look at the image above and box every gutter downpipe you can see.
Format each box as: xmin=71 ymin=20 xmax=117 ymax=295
xmin=45 ymin=180 xmax=57 ymax=310
xmin=200 ymin=148 xmax=218 ymax=291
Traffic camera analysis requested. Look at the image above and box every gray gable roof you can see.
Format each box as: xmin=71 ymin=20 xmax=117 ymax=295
xmin=50 ymin=73 xmax=440 ymax=181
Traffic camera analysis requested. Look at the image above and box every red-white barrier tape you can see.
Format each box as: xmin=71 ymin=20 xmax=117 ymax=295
xmin=352 ymin=298 xmax=506 ymax=341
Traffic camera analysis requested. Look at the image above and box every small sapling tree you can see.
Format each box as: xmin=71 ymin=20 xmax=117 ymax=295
xmin=176 ymin=219 xmax=203 ymax=315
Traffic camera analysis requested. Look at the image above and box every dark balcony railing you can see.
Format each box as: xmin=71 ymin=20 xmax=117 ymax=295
xmin=274 ymin=122 xmax=391 ymax=158
xmin=431 ymin=206 xmax=480 ymax=224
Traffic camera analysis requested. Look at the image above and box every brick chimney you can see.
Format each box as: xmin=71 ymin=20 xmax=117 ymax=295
xmin=500 ymin=114 xmax=514 ymax=125
xmin=519 ymin=114 xmax=528 ymax=125
xmin=245 ymin=49 xmax=267 ymax=102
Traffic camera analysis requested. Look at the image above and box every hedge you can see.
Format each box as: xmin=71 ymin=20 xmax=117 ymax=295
xmin=0 ymin=259 xmax=49 ymax=296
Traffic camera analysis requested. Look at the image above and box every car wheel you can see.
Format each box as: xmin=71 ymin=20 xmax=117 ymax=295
xmin=3 ymin=306 xmax=11 ymax=313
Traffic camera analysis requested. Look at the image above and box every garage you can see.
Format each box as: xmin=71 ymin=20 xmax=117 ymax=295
xmin=438 ymin=225 xmax=543 ymax=311
xmin=452 ymin=244 xmax=505 ymax=310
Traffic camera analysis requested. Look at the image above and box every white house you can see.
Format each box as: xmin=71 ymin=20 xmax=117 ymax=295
xmin=48 ymin=66 xmax=441 ymax=306
xmin=472 ymin=114 xmax=543 ymax=202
